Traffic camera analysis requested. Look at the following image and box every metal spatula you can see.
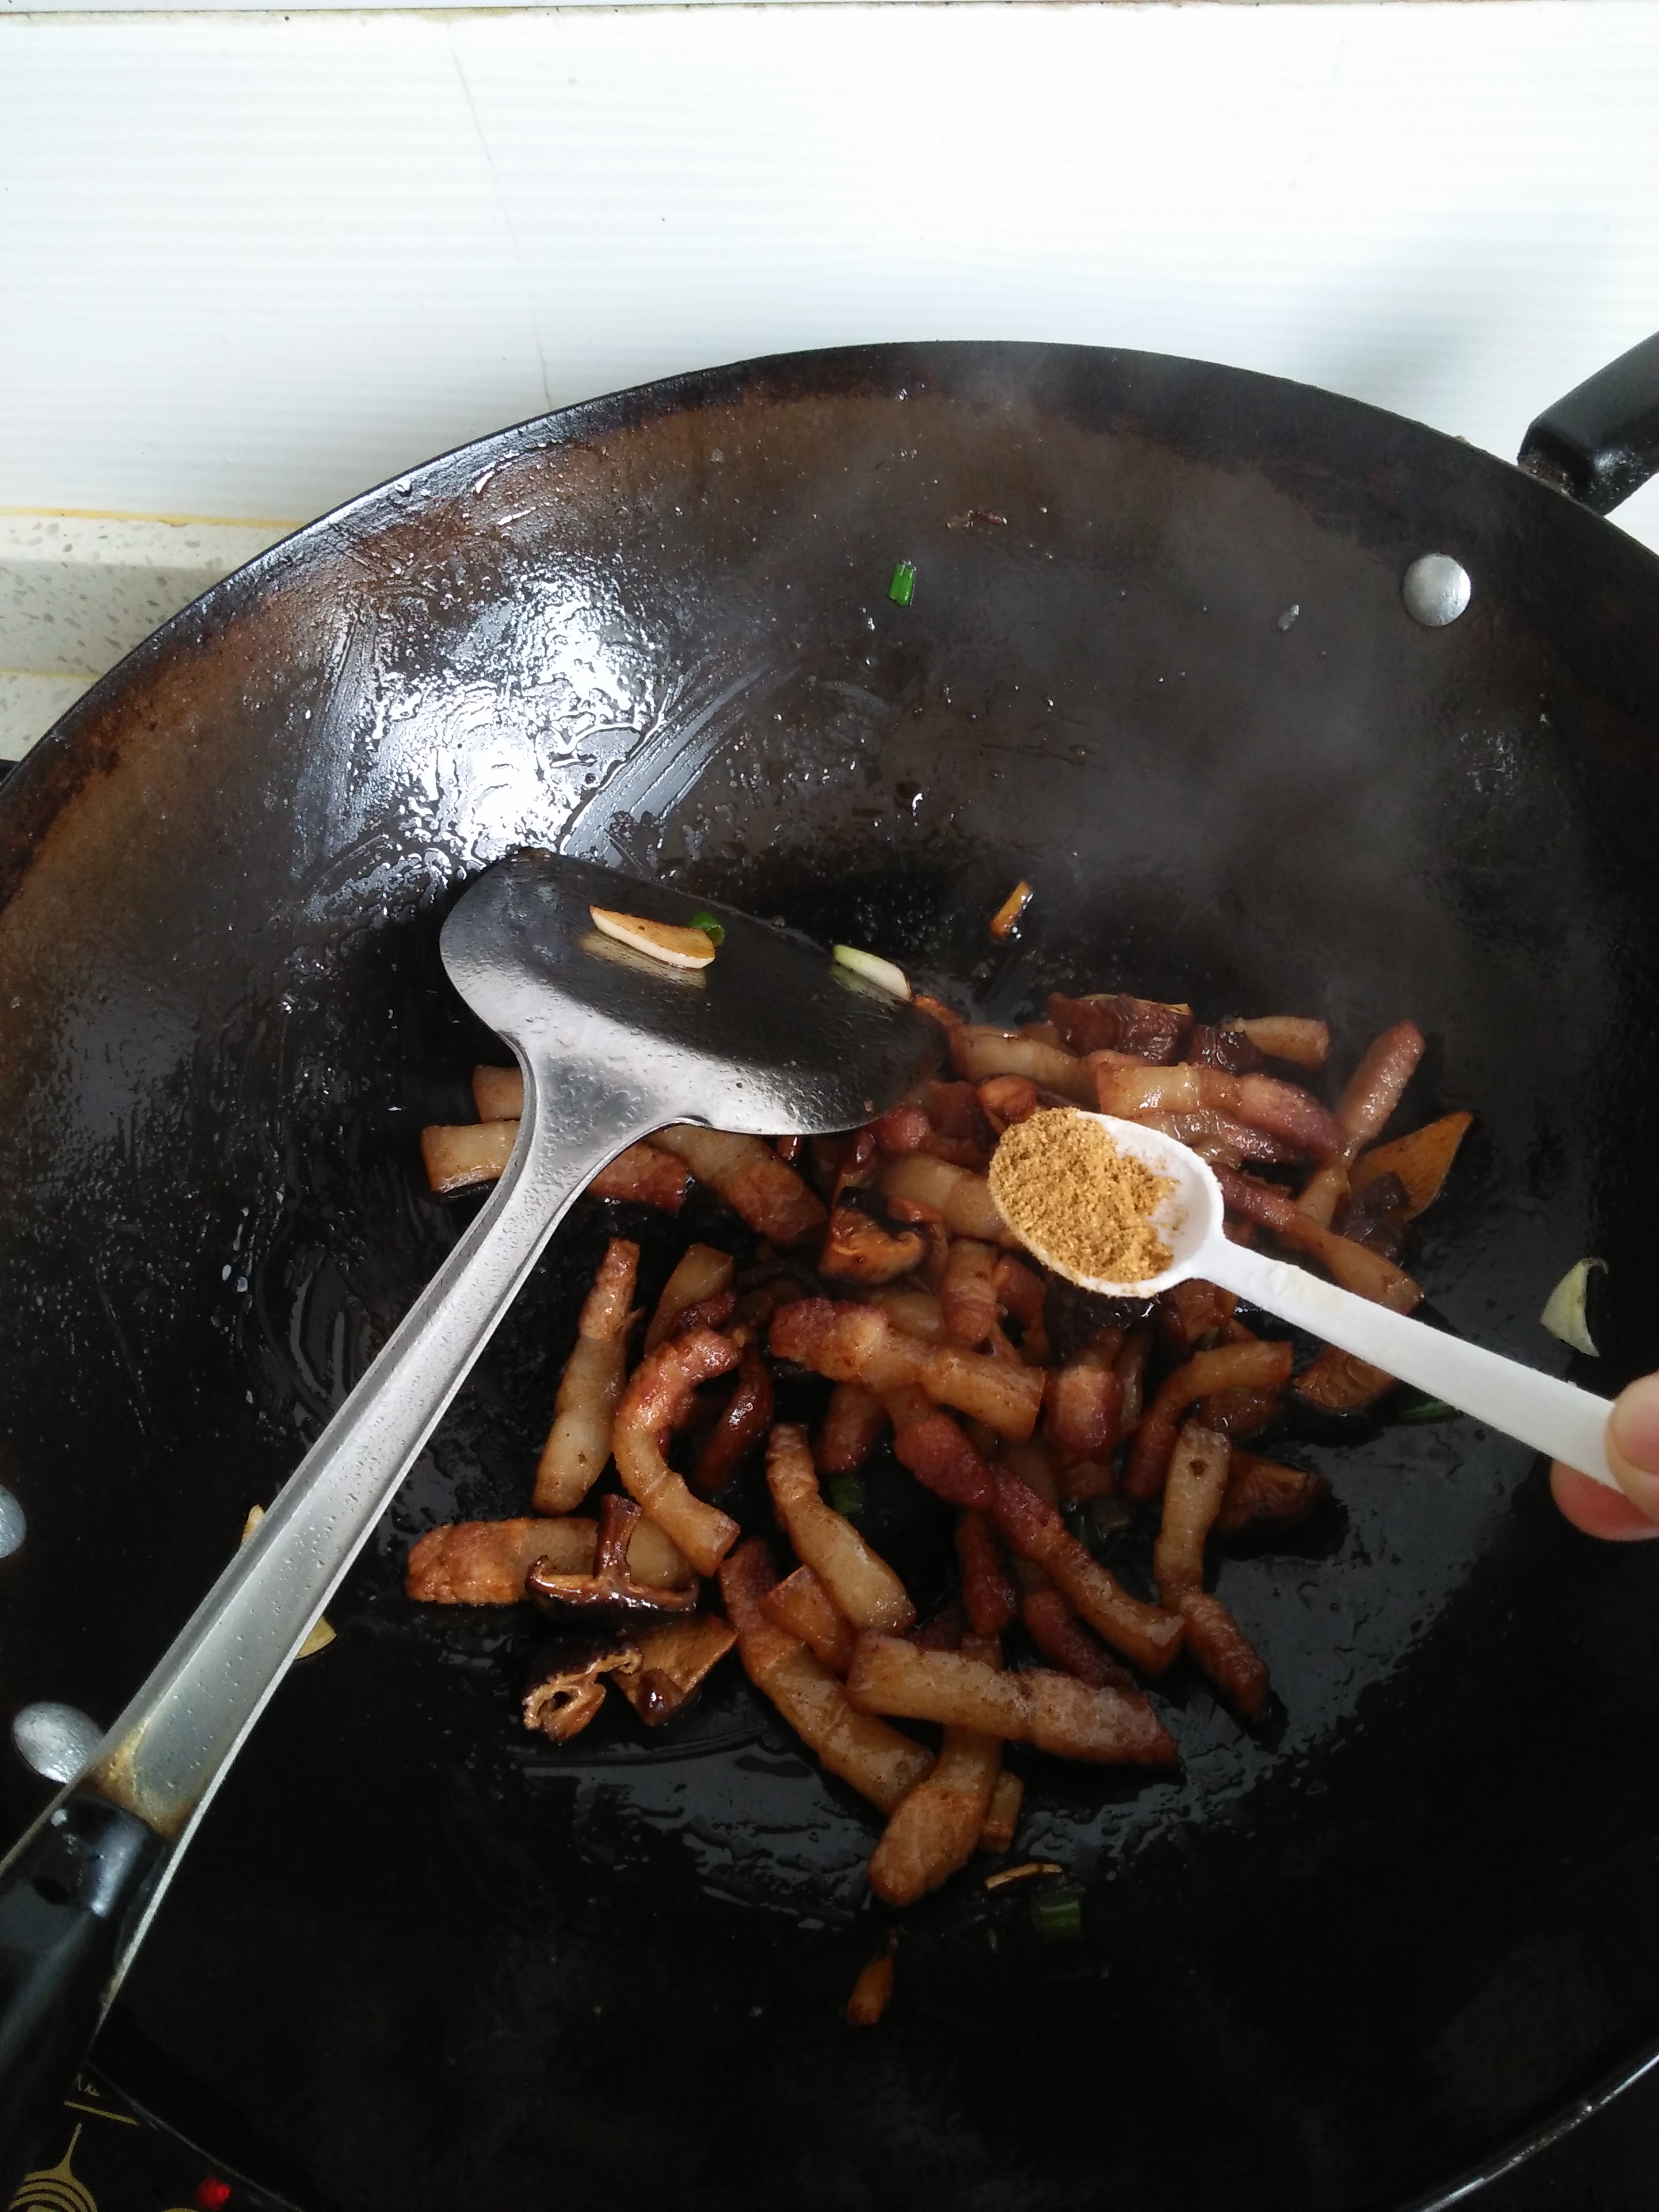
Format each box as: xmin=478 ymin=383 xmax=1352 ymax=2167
xmin=0 ymin=851 xmax=940 ymax=2186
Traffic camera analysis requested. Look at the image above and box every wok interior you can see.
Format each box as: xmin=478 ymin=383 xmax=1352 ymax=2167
xmin=3 ymin=346 xmax=1659 ymax=2211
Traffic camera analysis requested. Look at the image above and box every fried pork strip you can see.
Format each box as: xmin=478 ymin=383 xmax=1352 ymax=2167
xmin=645 ymin=1244 xmax=736 ymax=1352
xmin=766 ymin=1423 xmax=916 ymax=1633
xmin=614 ymin=1612 xmax=738 ymax=1725
xmin=612 ymin=1328 xmax=743 ymax=1576
xmin=533 ymin=1237 xmax=640 ymax=1514
xmin=649 ymin=1125 xmax=827 ymax=1246
xmin=863 ymin=1286 xmax=947 ymax=1341
xmin=589 ymin=1141 xmax=691 ymax=1211
xmin=1298 ymin=1020 xmax=1425 ymax=1223
xmin=1049 ymin=991 xmax=1187 ymax=1063
xmin=1172 ymin=1590 xmax=1269 ymax=1720
xmin=847 ymin=1635 xmax=1179 ymax=1764
xmin=1291 ymin=1345 xmax=1395 ymax=1414
xmin=956 ymin=1511 xmax=1017 ymax=1635
xmin=979 ymin=1769 xmax=1025 ymax=1853
xmin=405 ymin=1513 xmax=691 ymax=1604
xmin=1042 ymin=1336 xmax=1124 ymax=1500
xmin=882 ymin=1386 xmax=996 ymax=1509
xmin=1158 ymin=1278 xmax=1237 ymax=1355
xmin=421 ymin=1111 xmax=689 ymax=1212
xmin=991 ymin=1252 xmax=1044 ymax=1327
xmin=923 ymin=1078 xmax=998 ymax=1148
xmin=770 ymin=1298 xmax=1042 ymax=1441
xmin=846 ymin=1938 xmax=898 ymax=2026
xmin=1124 ymin=1338 xmax=1295 ymax=1500
xmin=868 ymin=1652 xmax=1004 ymax=1906
xmin=472 ymin=1063 xmax=524 ymax=1120
xmin=1197 ymin=1384 xmax=1281 ymax=1441
xmin=989 ymin=1459 xmax=1185 ymax=1674
xmin=1153 ymin=1424 xmax=1269 ymax=1718
xmin=762 ymin=1565 xmax=859 ymax=1673
xmin=877 ymin=1154 xmax=1014 ymax=1243
xmin=1138 ymin=1109 xmax=1304 ymax=1169
xmin=1153 ymin=1425 xmax=1231 ymax=1598
xmin=1233 ymin=1017 xmax=1330 ymax=1069
xmin=947 ymin=1025 xmax=1097 ymax=1107
xmin=1017 ymin=1566 xmax=1132 ymax=1689
xmin=873 ymin=1084 xmax=990 ymax=1171
xmin=420 ymin=1119 xmax=517 ymax=1194
xmin=1216 ymin=1170 xmax=1420 ymax=1311
xmin=719 ymin=1542 xmax=934 ymax=1813
xmin=1115 ymin=1325 xmax=1153 ymax=1430
xmin=940 ymin=1237 xmax=1000 ymax=1345
xmin=1091 ymin=1058 xmax=1341 ymax=1162
xmin=815 ymin=1381 xmax=888 ymax=1475
xmin=977 ymin=1076 xmax=1040 ymax=1132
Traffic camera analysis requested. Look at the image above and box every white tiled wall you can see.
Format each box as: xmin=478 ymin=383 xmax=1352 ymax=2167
xmin=2 ymin=2 xmax=1656 ymax=758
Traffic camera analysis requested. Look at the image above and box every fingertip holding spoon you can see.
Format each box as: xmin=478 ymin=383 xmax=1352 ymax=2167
xmin=990 ymin=1109 xmax=1619 ymax=1493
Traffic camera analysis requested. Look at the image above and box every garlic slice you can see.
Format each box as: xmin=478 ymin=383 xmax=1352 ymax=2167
xmin=588 ymin=906 xmax=717 ymax=969
xmin=1541 ymin=1258 xmax=1605 ymax=1357
xmin=241 ymin=1504 xmax=336 ymax=1656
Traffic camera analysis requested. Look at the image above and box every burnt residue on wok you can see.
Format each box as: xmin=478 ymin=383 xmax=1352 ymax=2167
xmin=3 ymin=346 xmax=1659 ymax=2212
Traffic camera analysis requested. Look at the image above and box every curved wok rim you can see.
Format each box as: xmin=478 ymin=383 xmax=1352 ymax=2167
xmin=7 ymin=337 xmax=1659 ymax=2211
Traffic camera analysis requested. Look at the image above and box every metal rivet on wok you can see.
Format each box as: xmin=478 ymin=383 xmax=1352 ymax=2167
xmin=12 ymin=1702 xmax=102 ymax=1784
xmin=0 ymin=1483 xmax=22 ymax=1559
xmin=1402 ymin=553 xmax=1472 ymax=628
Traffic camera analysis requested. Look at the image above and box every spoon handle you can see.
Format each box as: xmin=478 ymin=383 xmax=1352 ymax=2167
xmin=1202 ymin=1238 xmax=1618 ymax=1490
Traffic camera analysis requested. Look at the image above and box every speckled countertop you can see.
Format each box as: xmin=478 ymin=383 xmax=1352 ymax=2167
xmin=0 ymin=513 xmax=288 ymax=760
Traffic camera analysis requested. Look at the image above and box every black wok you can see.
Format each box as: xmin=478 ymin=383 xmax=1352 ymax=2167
xmin=3 ymin=339 xmax=1659 ymax=2212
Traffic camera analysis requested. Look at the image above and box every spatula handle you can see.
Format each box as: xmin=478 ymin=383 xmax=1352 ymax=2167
xmin=0 ymin=1062 xmax=663 ymax=2194
xmin=81 ymin=1062 xmax=659 ymax=1848
xmin=0 ymin=1790 xmax=167 ymax=2188
xmin=1205 ymin=1239 xmax=1618 ymax=1488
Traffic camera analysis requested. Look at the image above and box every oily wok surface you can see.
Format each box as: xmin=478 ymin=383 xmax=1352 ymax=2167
xmin=3 ymin=344 xmax=1659 ymax=2212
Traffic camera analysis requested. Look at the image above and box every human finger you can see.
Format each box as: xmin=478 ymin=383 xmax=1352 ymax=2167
xmin=1551 ymin=1373 xmax=1659 ymax=1539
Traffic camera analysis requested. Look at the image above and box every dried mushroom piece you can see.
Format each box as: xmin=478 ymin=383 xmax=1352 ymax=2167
xmin=523 ymin=1628 xmax=642 ymax=1742
xmin=527 ymin=1494 xmax=699 ymax=1620
xmin=614 ymin=1613 xmax=738 ymax=1726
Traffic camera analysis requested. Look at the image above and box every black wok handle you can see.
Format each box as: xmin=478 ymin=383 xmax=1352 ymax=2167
xmin=1519 ymin=331 xmax=1659 ymax=514
xmin=0 ymin=1789 xmax=168 ymax=2188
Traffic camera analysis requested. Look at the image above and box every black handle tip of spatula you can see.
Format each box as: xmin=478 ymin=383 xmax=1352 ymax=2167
xmin=0 ymin=1790 xmax=169 ymax=2194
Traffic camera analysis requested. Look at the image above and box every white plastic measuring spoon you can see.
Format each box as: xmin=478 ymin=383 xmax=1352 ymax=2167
xmin=991 ymin=1110 xmax=1618 ymax=1491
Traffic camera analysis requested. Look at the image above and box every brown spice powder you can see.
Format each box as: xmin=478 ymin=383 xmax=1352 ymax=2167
xmin=989 ymin=1109 xmax=1175 ymax=1286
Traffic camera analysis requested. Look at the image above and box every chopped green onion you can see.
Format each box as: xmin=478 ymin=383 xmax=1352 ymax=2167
xmin=1029 ymin=1888 xmax=1085 ymax=1944
xmin=1541 ymin=1257 xmax=1604 ymax=1356
xmin=689 ymin=909 xmax=726 ymax=947
xmin=825 ymin=1475 xmax=865 ymax=1517
xmin=832 ymin=943 xmax=912 ymax=1000
xmin=888 ymin=560 xmax=917 ymax=607
xmin=1397 ymin=1395 xmax=1458 ymax=1424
